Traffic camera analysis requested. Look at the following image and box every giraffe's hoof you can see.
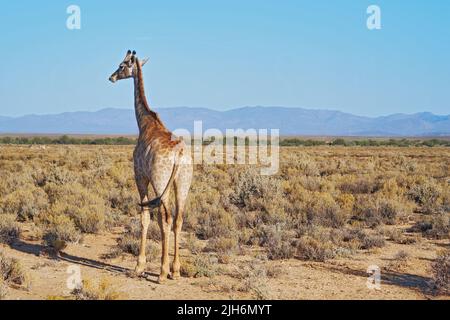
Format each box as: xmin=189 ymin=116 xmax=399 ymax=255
xmin=134 ymin=264 xmax=146 ymax=275
xmin=169 ymin=272 xmax=181 ymax=280
xmin=157 ymin=274 xmax=168 ymax=284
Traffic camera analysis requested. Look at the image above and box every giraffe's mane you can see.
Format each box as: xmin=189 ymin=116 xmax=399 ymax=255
xmin=135 ymin=57 xmax=164 ymax=127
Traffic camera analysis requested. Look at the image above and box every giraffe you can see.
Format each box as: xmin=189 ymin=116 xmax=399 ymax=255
xmin=109 ymin=50 xmax=193 ymax=283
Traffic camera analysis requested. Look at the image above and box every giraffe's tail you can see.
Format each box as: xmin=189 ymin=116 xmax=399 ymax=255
xmin=139 ymin=149 xmax=181 ymax=209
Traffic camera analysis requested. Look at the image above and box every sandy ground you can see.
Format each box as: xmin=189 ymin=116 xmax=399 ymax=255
xmin=1 ymin=224 xmax=449 ymax=300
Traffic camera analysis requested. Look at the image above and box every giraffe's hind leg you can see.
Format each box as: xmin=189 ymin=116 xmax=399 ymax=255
xmin=170 ymin=163 xmax=192 ymax=280
xmin=151 ymin=165 xmax=175 ymax=284
xmin=157 ymin=197 xmax=172 ymax=283
xmin=135 ymin=176 xmax=150 ymax=275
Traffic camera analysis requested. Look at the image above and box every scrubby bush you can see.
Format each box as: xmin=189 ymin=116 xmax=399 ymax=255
xmin=376 ymin=199 xmax=409 ymax=225
xmin=385 ymin=250 xmax=410 ymax=272
xmin=196 ymin=207 xmax=237 ymax=240
xmin=413 ymin=214 xmax=449 ymax=239
xmin=42 ymin=214 xmax=81 ymax=249
xmin=45 ymin=183 xmax=108 ymax=233
xmin=336 ymin=193 xmax=355 ymax=216
xmin=408 ymin=178 xmax=442 ymax=213
xmin=359 ymin=233 xmax=385 ymax=250
xmin=431 ymin=250 xmax=449 ymax=295
xmin=185 ymin=233 xmax=203 ymax=255
xmin=147 ymin=220 xmax=161 ymax=242
xmin=381 ymin=227 xmax=418 ymax=245
xmin=116 ymin=234 xmax=159 ymax=262
xmin=206 ymin=236 xmax=238 ymax=263
xmin=43 ymin=164 xmax=78 ymax=186
xmin=230 ymin=168 xmax=288 ymax=225
xmin=0 ymin=186 xmax=49 ymax=221
xmin=339 ymin=176 xmax=380 ymax=194
xmin=0 ymin=215 xmax=21 ymax=244
xmin=113 ymin=218 xmax=160 ymax=260
xmin=180 ymin=254 xmax=217 ymax=278
xmin=71 ymin=277 xmax=125 ymax=300
xmin=296 ymin=236 xmax=335 ymax=262
xmin=108 ymin=188 xmax=138 ymax=216
xmin=232 ymin=259 xmax=272 ymax=299
xmin=353 ymin=196 xmax=408 ymax=227
xmin=0 ymin=252 xmax=31 ymax=290
xmin=295 ymin=154 xmax=320 ymax=177
xmin=341 ymin=228 xmax=385 ymax=250
xmin=305 ymin=193 xmax=347 ymax=228
xmin=258 ymin=225 xmax=296 ymax=260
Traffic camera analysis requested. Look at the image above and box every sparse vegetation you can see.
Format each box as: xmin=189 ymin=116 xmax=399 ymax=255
xmin=180 ymin=254 xmax=217 ymax=278
xmin=71 ymin=277 xmax=126 ymax=300
xmin=0 ymin=251 xmax=31 ymax=291
xmin=385 ymin=250 xmax=410 ymax=272
xmin=431 ymin=250 xmax=449 ymax=295
xmin=0 ymin=144 xmax=448 ymax=299
xmin=114 ymin=219 xmax=160 ymax=261
xmin=0 ymin=215 xmax=21 ymax=244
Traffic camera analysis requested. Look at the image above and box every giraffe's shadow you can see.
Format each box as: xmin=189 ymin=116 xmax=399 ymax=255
xmin=321 ymin=264 xmax=434 ymax=295
xmin=9 ymin=240 xmax=160 ymax=282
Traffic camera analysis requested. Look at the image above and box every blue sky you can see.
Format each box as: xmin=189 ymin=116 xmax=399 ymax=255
xmin=0 ymin=0 xmax=449 ymax=117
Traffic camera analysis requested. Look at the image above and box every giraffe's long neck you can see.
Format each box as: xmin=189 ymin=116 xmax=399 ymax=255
xmin=133 ymin=59 xmax=152 ymax=131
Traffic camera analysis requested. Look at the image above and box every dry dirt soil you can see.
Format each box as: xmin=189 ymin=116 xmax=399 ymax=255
xmin=2 ymin=223 xmax=448 ymax=300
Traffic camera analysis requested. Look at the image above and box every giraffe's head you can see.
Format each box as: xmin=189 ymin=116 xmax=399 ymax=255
xmin=109 ymin=50 xmax=148 ymax=83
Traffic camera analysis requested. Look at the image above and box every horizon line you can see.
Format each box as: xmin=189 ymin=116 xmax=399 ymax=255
xmin=1 ymin=106 xmax=449 ymax=119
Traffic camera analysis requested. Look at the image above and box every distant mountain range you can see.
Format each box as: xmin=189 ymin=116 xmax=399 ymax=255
xmin=0 ymin=107 xmax=449 ymax=136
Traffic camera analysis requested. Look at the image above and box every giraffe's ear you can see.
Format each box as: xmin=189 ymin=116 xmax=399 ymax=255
xmin=141 ymin=58 xmax=149 ymax=66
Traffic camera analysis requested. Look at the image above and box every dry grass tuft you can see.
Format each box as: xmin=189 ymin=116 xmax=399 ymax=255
xmin=71 ymin=277 xmax=126 ymax=300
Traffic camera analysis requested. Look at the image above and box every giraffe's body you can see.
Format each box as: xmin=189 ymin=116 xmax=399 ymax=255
xmin=110 ymin=50 xmax=192 ymax=282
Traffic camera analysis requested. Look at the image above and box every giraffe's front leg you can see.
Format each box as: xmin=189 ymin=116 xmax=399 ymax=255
xmin=135 ymin=198 xmax=150 ymax=274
